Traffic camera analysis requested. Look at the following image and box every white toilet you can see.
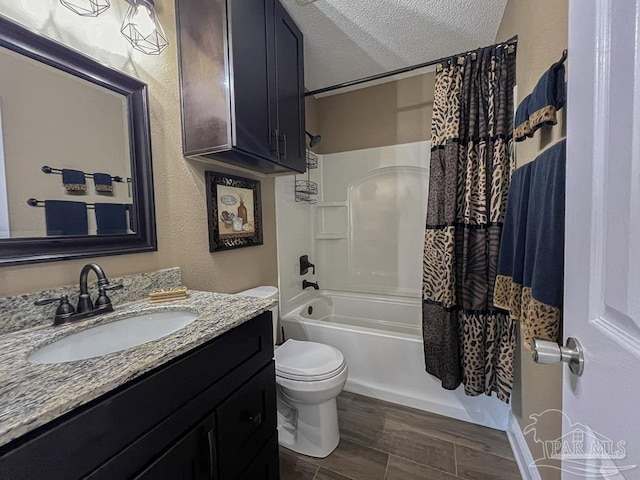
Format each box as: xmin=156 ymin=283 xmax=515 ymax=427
xmin=238 ymin=286 xmax=348 ymax=458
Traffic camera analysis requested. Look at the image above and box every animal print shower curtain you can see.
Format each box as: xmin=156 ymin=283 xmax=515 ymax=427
xmin=422 ymin=45 xmax=517 ymax=402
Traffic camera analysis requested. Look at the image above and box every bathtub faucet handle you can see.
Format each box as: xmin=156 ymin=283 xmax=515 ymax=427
xmin=302 ymin=280 xmax=319 ymax=290
xmin=300 ymin=255 xmax=316 ymax=275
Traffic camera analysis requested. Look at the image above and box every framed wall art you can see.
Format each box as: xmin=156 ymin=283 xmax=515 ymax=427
xmin=205 ymin=171 xmax=263 ymax=252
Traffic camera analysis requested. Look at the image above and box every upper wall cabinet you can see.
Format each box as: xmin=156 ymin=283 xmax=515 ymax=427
xmin=176 ymin=0 xmax=306 ymax=174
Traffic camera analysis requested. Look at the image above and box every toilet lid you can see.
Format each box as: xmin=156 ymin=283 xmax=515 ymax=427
xmin=275 ymin=339 xmax=345 ymax=381
xmin=237 ymin=286 xmax=278 ymax=300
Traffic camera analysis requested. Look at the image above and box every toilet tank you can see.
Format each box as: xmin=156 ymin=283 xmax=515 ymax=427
xmin=236 ymin=286 xmax=279 ymax=345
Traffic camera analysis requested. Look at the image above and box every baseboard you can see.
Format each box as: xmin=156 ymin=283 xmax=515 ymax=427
xmin=506 ymin=412 xmax=542 ymax=480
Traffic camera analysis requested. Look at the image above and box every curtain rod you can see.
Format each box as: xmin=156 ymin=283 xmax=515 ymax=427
xmin=305 ymin=35 xmax=519 ymax=97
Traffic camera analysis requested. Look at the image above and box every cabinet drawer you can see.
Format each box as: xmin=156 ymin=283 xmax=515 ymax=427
xmin=216 ymin=362 xmax=277 ymax=479
xmin=238 ymin=433 xmax=280 ymax=480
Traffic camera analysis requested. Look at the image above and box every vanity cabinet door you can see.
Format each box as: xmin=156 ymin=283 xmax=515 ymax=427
xmin=274 ymin=1 xmax=305 ymax=172
xmin=237 ymin=434 xmax=280 ymax=480
xmin=216 ymin=362 xmax=277 ymax=480
xmin=229 ymin=0 xmax=278 ymax=163
xmin=133 ymin=412 xmax=216 ymax=480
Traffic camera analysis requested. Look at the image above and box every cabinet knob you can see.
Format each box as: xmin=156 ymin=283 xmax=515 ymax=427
xmin=244 ymin=411 xmax=262 ymax=427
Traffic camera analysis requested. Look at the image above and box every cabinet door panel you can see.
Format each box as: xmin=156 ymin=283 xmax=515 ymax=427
xmin=275 ymin=1 xmax=306 ymax=172
xmin=176 ymin=0 xmax=231 ymax=155
xmin=216 ymin=362 xmax=277 ymax=480
xmin=229 ymin=0 xmax=278 ymax=161
xmin=134 ymin=412 xmax=215 ymax=480
xmin=238 ymin=434 xmax=280 ymax=480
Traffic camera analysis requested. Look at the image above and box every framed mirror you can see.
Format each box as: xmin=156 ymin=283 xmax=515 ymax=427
xmin=0 ymin=16 xmax=157 ymax=266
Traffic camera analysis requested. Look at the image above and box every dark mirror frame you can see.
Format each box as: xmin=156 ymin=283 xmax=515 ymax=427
xmin=0 ymin=16 xmax=157 ymax=266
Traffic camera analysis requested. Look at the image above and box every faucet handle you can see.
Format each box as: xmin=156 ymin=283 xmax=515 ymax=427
xmin=299 ymin=255 xmax=316 ymax=275
xmin=35 ymin=295 xmax=76 ymax=324
xmin=95 ymin=284 xmax=122 ymax=310
xmin=34 ymin=295 xmax=68 ymax=306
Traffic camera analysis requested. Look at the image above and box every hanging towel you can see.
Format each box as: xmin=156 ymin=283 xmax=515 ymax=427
xmin=93 ymin=173 xmax=113 ymax=193
xmin=494 ymin=139 xmax=566 ymax=349
xmin=514 ymin=94 xmax=532 ymax=141
xmin=527 ymin=63 xmax=566 ymax=135
xmin=61 ymin=169 xmax=87 ymax=192
xmin=44 ymin=200 xmax=88 ymax=236
xmin=95 ymin=203 xmax=128 ymax=235
xmin=126 ymin=203 xmax=136 ymax=233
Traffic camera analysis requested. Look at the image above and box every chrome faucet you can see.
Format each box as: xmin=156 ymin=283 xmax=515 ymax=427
xmin=35 ymin=263 xmax=123 ymax=326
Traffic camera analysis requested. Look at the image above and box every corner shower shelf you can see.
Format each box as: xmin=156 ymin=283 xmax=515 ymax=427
xmin=295 ymin=150 xmax=318 ymax=204
xmin=315 ymin=233 xmax=348 ymax=240
xmin=315 ymin=202 xmax=347 ymax=208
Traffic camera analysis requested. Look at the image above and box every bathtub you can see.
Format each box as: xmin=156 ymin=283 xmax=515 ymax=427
xmin=281 ymin=290 xmax=510 ymax=431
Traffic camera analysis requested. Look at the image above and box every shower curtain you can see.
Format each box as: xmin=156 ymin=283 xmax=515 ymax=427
xmin=422 ymin=45 xmax=517 ymax=402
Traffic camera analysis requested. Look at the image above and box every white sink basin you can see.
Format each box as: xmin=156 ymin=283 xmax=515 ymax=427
xmin=28 ymin=311 xmax=198 ymax=364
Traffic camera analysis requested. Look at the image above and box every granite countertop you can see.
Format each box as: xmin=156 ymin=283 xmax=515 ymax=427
xmin=0 ymin=290 xmax=276 ymax=448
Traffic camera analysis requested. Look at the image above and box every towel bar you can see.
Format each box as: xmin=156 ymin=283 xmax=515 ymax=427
xmin=27 ymin=198 xmax=131 ymax=210
xmin=41 ymin=166 xmax=126 ymax=183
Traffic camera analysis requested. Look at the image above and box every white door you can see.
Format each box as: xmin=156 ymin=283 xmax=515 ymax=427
xmin=563 ymin=0 xmax=640 ymax=478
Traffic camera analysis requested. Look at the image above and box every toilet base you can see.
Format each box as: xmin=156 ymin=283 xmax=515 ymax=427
xmin=277 ymin=394 xmax=340 ymax=458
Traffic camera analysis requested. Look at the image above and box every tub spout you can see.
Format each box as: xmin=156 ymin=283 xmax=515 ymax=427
xmin=303 ymin=280 xmax=319 ymax=290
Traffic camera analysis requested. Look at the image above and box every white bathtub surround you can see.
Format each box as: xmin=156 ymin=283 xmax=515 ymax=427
xmin=282 ymin=290 xmax=510 ymax=431
xmin=275 ymin=166 xmax=318 ymax=316
xmin=275 ymin=142 xmax=511 ymax=433
xmin=317 ymin=141 xmax=430 ymax=298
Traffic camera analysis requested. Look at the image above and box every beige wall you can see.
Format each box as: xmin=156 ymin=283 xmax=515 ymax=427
xmin=0 ymin=0 xmax=277 ymax=297
xmin=496 ymin=0 xmax=568 ymax=478
xmin=312 ymin=73 xmax=435 ymax=155
xmin=305 ymin=95 xmax=320 ymax=145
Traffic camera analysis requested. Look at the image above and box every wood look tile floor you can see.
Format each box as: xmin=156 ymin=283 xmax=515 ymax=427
xmin=280 ymin=392 xmax=522 ymax=480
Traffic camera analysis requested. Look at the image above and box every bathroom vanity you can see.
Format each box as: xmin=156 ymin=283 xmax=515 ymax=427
xmin=0 ymin=291 xmax=279 ymax=480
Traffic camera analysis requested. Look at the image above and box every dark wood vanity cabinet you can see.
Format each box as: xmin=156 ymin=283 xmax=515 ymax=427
xmin=0 ymin=313 xmax=279 ymax=480
xmin=176 ymin=0 xmax=306 ymax=174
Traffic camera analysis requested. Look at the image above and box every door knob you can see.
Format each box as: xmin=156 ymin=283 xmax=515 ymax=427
xmin=532 ymin=337 xmax=584 ymax=376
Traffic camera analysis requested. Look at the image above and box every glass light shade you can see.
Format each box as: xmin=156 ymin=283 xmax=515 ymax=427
xmin=121 ymin=0 xmax=169 ymax=55
xmin=60 ymin=0 xmax=110 ymax=17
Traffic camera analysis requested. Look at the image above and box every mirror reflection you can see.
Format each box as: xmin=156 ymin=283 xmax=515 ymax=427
xmin=0 ymin=45 xmax=134 ymax=239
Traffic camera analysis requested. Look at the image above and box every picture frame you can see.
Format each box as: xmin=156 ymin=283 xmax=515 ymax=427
xmin=205 ymin=171 xmax=263 ymax=252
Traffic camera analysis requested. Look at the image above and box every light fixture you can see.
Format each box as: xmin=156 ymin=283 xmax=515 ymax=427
xmin=60 ymin=0 xmax=111 ymax=17
xmin=120 ymin=0 xmax=169 ymax=55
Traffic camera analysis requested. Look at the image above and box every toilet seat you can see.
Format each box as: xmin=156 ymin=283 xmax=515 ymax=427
xmin=275 ymin=339 xmax=345 ymax=382
xmin=277 ymin=362 xmax=347 ymax=382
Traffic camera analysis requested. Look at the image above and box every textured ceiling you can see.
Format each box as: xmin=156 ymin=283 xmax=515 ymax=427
xmin=280 ymin=0 xmax=508 ymax=95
